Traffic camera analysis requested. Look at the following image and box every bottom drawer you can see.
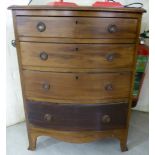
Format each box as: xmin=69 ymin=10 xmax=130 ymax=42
xmin=27 ymin=100 xmax=128 ymax=131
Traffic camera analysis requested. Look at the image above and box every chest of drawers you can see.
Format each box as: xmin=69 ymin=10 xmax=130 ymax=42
xmin=9 ymin=5 xmax=145 ymax=152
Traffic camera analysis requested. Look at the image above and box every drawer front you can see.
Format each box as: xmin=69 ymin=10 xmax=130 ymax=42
xmin=27 ymin=100 xmax=128 ymax=131
xmin=16 ymin=16 xmax=137 ymax=39
xmin=23 ymin=70 xmax=131 ymax=102
xmin=20 ymin=42 xmax=135 ymax=69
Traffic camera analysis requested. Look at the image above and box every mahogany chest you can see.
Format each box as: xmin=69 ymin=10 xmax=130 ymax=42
xmin=9 ymin=5 xmax=145 ymax=152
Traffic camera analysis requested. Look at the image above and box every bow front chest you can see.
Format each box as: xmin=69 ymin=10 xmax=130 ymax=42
xmin=9 ymin=5 xmax=145 ymax=152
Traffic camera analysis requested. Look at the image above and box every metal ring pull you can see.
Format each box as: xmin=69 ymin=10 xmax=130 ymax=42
xmin=37 ymin=22 xmax=46 ymax=32
xmin=108 ymin=24 xmax=117 ymax=33
xmin=101 ymin=115 xmax=111 ymax=123
xmin=44 ymin=114 xmax=53 ymax=121
xmin=11 ymin=40 xmax=16 ymax=47
xmin=40 ymin=52 xmax=48 ymax=61
xmin=42 ymin=83 xmax=50 ymax=91
xmin=105 ymin=84 xmax=113 ymax=91
xmin=106 ymin=53 xmax=115 ymax=62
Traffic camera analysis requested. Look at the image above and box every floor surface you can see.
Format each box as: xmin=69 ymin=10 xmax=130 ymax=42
xmin=6 ymin=110 xmax=149 ymax=155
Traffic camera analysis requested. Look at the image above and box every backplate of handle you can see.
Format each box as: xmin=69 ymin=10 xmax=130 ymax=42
xmin=37 ymin=22 xmax=46 ymax=32
xmin=42 ymin=83 xmax=50 ymax=91
xmin=108 ymin=24 xmax=117 ymax=33
xmin=105 ymin=84 xmax=113 ymax=91
xmin=101 ymin=115 xmax=111 ymax=123
xmin=11 ymin=40 xmax=16 ymax=47
xmin=44 ymin=114 xmax=53 ymax=121
xmin=106 ymin=53 xmax=115 ymax=62
xmin=40 ymin=52 xmax=48 ymax=61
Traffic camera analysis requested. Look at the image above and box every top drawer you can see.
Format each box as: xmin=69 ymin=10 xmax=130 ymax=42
xmin=16 ymin=16 xmax=138 ymax=39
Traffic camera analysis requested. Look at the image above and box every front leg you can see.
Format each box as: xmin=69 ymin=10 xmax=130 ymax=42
xmin=120 ymin=140 xmax=128 ymax=152
xmin=28 ymin=132 xmax=37 ymax=151
xmin=119 ymin=134 xmax=128 ymax=152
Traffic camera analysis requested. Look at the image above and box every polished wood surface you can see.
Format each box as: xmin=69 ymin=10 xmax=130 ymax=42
xmin=14 ymin=10 xmax=141 ymax=18
xmin=27 ymin=100 xmax=128 ymax=131
xmin=28 ymin=126 xmax=128 ymax=151
xmin=16 ymin=16 xmax=137 ymax=39
xmin=8 ymin=5 xmax=146 ymax=13
xmin=23 ymin=70 xmax=131 ymax=102
xmin=19 ymin=37 xmax=137 ymax=44
xmin=9 ymin=5 xmax=145 ymax=152
xmin=20 ymin=42 xmax=135 ymax=69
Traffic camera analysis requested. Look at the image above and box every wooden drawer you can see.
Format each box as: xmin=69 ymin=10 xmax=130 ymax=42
xmin=23 ymin=70 xmax=131 ymax=103
xmin=27 ymin=100 xmax=128 ymax=131
xmin=20 ymin=42 xmax=135 ymax=70
xmin=16 ymin=16 xmax=137 ymax=39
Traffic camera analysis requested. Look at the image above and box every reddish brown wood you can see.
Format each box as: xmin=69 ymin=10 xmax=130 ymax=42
xmin=16 ymin=16 xmax=138 ymax=39
xmin=14 ymin=10 xmax=141 ymax=18
xmin=27 ymin=100 xmax=128 ymax=131
xmin=8 ymin=5 xmax=145 ymax=152
xmin=20 ymin=42 xmax=136 ymax=70
xmin=19 ymin=37 xmax=137 ymax=44
xmin=8 ymin=5 xmax=146 ymax=13
xmin=23 ymin=70 xmax=131 ymax=102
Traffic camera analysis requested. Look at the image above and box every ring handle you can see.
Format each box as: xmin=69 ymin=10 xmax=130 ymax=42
xmin=108 ymin=24 xmax=117 ymax=33
xmin=42 ymin=83 xmax=50 ymax=91
xmin=44 ymin=114 xmax=53 ymax=121
xmin=105 ymin=84 xmax=113 ymax=91
xmin=37 ymin=22 xmax=46 ymax=32
xmin=11 ymin=40 xmax=16 ymax=47
xmin=101 ymin=115 xmax=111 ymax=123
xmin=106 ymin=53 xmax=115 ymax=62
xmin=40 ymin=52 xmax=48 ymax=61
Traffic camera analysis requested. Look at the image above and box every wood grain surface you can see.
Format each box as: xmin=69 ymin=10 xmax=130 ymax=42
xmin=20 ymin=42 xmax=135 ymax=70
xmin=16 ymin=16 xmax=138 ymax=39
xmin=27 ymin=100 xmax=128 ymax=131
xmin=9 ymin=5 xmax=145 ymax=151
xmin=23 ymin=70 xmax=131 ymax=102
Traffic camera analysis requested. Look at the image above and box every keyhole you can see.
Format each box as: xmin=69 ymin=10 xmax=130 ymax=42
xmin=75 ymin=76 xmax=79 ymax=80
xmin=75 ymin=47 xmax=79 ymax=51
